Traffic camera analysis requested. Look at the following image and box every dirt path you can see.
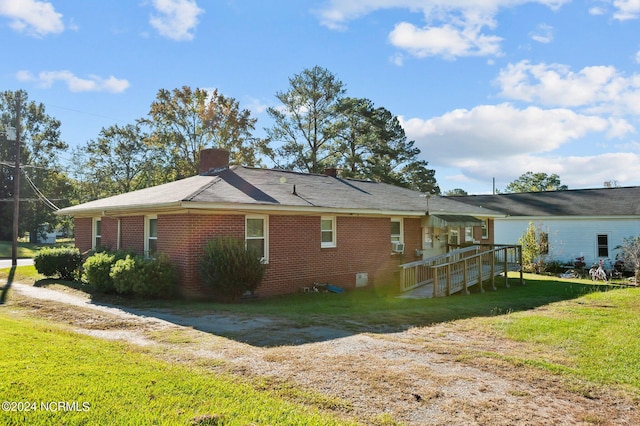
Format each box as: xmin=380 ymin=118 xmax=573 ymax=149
xmin=5 ymin=283 xmax=639 ymax=425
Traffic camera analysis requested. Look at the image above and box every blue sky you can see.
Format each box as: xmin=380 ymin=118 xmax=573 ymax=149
xmin=2 ymin=0 xmax=640 ymax=194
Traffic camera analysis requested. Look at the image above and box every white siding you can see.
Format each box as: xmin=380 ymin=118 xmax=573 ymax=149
xmin=494 ymin=217 xmax=640 ymax=265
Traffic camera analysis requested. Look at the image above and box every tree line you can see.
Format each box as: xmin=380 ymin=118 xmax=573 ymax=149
xmin=0 ymin=66 xmax=441 ymax=240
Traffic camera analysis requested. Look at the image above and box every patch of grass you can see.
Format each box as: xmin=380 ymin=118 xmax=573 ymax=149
xmin=0 ymin=265 xmax=45 ymax=288
xmin=487 ymin=284 xmax=640 ymax=391
xmin=0 ymin=311 xmax=356 ymax=425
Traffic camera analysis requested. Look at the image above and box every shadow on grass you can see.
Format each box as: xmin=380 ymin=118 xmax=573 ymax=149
xmin=16 ymin=272 xmax=630 ymax=348
xmin=29 ymin=274 xmax=624 ymax=348
xmin=0 ymin=266 xmax=16 ymax=305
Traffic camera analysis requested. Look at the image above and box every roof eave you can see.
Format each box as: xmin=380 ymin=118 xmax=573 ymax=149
xmin=56 ymin=200 xmax=501 ymax=219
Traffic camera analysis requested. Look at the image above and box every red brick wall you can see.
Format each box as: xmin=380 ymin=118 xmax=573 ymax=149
xmin=121 ymin=216 xmax=145 ymax=254
xmin=259 ymin=215 xmax=402 ymax=296
xmin=75 ymin=218 xmax=92 ymax=254
xmin=75 ymin=212 xmax=431 ymax=298
xmin=100 ymin=217 xmax=118 ymax=250
xmin=158 ymin=214 xmax=245 ymax=298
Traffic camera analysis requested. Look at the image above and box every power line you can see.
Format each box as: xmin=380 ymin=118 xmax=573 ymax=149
xmin=22 ymin=169 xmax=59 ymax=211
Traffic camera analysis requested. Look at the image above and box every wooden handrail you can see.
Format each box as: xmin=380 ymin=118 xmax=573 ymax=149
xmin=400 ymin=244 xmax=523 ymax=295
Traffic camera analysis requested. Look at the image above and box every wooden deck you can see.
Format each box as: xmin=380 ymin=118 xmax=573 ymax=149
xmin=399 ymin=244 xmax=523 ymax=298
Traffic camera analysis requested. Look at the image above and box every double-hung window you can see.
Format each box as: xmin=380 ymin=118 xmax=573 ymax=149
xmin=391 ymin=218 xmax=403 ymax=243
xmin=597 ymin=234 xmax=609 ymax=258
xmin=464 ymin=227 xmax=473 ymax=243
xmin=93 ymin=218 xmax=102 ymax=249
xmin=145 ymin=215 xmax=158 ymax=258
xmin=321 ymin=216 xmax=336 ymax=248
xmin=449 ymin=228 xmax=459 ymax=245
xmin=539 ymin=231 xmax=549 ymax=255
xmin=246 ymin=216 xmax=268 ymax=262
xmin=481 ymin=219 xmax=489 ymax=239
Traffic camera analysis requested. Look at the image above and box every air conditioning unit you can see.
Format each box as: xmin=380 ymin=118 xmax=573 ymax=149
xmin=391 ymin=242 xmax=405 ymax=254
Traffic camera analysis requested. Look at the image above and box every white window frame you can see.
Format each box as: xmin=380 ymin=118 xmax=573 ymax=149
xmin=391 ymin=218 xmax=404 ymax=244
xmin=321 ymin=216 xmax=336 ymax=248
xmin=246 ymin=215 xmax=269 ymax=262
xmin=92 ymin=217 xmax=102 ymax=249
xmin=464 ymin=226 xmax=473 ymax=243
xmin=449 ymin=228 xmax=459 ymax=245
xmin=144 ymin=215 xmax=158 ymax=258
xmin=481 ymin=219 xmax=489 ymax=239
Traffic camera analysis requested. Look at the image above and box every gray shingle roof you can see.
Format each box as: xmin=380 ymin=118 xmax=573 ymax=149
xmin=451 ymin=186 xmax=640 ymax=216
xmin=57 ymin=166 xmax=500 ymax=217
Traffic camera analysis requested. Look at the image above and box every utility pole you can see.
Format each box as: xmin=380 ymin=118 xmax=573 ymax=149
xmin=11 ymin=93 xmax=21 ymax=267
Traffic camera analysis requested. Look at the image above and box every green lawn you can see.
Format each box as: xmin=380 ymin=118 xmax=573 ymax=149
xmin=0 ymin=239 xmax=74 ymax=259
xmin=0 ymin=312 xmax=355 ymax=426
xmin=2 ymin=268 xmax=639 ymax=424
xmin=488 ymin=283 xmax=640 ymax=390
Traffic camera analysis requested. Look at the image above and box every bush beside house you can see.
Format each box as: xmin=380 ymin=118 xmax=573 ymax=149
xmin=200 ymin=237 xmax=266 ymax=303
xmin=34 ymin=247 xmax=83 ymax=281
xmin=82 ymin=250 xmax=177 ymax=298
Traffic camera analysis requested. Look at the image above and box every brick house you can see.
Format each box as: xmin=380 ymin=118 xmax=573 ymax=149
xmin=56 ymin=149 xmax=500 ymax=298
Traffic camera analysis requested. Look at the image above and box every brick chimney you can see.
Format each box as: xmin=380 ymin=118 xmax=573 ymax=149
xmin=199 ymin=148 xmax=230 ymax=175
xmin=324 ymin=167 xmax=338 ymax=177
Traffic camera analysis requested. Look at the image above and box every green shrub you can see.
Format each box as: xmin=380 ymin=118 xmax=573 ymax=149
xmin=110 ymin=254 xmax=177 ymax=298
xmin=82 ymin=251 xmax=128 ymax=293
xmin=110 ymin=255 xmax=138 ymax=295
xmin=34 ymin=247 xmax=82 ymax=280
xmin=200 ymin=236 xmax=266 ymax=303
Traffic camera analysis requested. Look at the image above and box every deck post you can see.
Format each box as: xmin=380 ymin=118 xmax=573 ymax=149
xmin=477 ymin=255 xmax=484 ymax=293
xmin=503 ymin=248 xmax=510 ymax=288
xmin=446 ymin=264 xmax=451 ymax=296
xmin=518 ymin=245 xmax=525 ymax=285
xmin=432 ymin=266 xmax=438 ymax=298
xmin=490 ymin=249 xmax=496 ymax=291
xmin=462 ymin=259 xmax=469 ymax=295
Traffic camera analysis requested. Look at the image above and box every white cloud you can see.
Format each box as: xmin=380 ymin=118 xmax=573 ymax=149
xmin=495 ymin=60 xmax=640 ymax=114
xmin=612 ymin=0 xmax=640 ymax=20
xmin=389 ymin=19 xmax=502 ymax=59
xmin=0 ymin=0 xmax=63 ymax=37
xmin=529 ymin=23 xmax=553 ymax=43
xmin=401 ymin=103 xmax=627 ymax=164
xmin=450 ymin=151 xmax=640 ymax=190
xmin=17 ymin=70 xmax=130 ymax=93
xmin=314 ymin=0 xmax=569 ymax=59
xmin=149 ymin=0 xmax=203 ymax=41
xmin=588 ymin=6 xmax=607 ymax=15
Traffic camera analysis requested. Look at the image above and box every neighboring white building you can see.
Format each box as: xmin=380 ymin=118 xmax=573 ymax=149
xmin=452 ymin=186 xmax=640 ymax=267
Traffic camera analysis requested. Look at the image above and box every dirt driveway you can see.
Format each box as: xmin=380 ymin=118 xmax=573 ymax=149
xmin=5 ymin=282 xmax=639 ymax=425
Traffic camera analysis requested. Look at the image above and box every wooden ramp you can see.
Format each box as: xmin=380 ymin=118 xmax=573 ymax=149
xmin=399 ymin=244 xmax=523 ymax=298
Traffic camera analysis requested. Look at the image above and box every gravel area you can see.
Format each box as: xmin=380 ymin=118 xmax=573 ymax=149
xmin=5 ymin=282 xmax=639 ymax=425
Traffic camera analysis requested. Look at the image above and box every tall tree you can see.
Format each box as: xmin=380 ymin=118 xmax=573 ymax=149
xmin=264 ymin=66 xmax=346 ymax=173
xmin=0 ymin=90 xmax=71 ymax=240
xmin=72 ymin=124 xmax=159 ymax=202
xmin=139 ymin=86 xmax=259 ymax=180
xmin=444 ymin=188 xmax=468 ymax=196
xmin=330 ymin=97 xmax=440 ymax=194
xmin=505 ymin=171 xmax=568 ymax=193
